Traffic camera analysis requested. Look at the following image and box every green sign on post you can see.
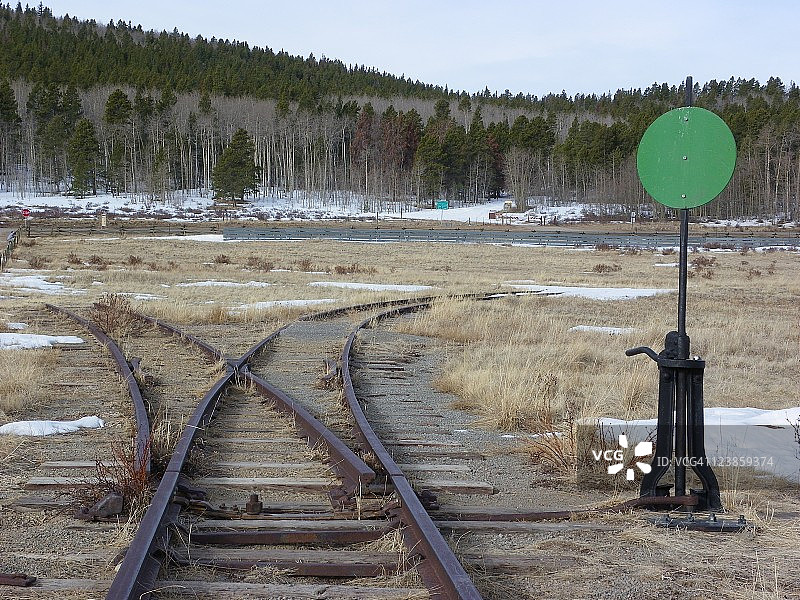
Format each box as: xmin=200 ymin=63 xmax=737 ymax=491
xmin=637 ymin=107 xmax=736 ymax=209
xmin=436 ymin=200 xmax=448 ymax=210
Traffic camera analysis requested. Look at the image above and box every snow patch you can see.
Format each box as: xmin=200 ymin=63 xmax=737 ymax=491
xmin=229 ymin=299 xmax=338 ymax=313
xmin=309 ymin=281 xmax=433 ymax=292
xmin=569 ymin=325 xmax=636 ymax=335
xmin=0 ymin=333 xmax=84 ymax=350
xmin=176 ymin=280 xmax=271 ymax=288
xmin=4 ymin=322 xmax=28 ymax=330
xmin=0 ymin=272 xmax=85 ymax=295
xmin=135 ymin=234 xmax=229 ymax=242
xmin=118 ymin=292 xmax=166 ymax=301
xmin=503 ymin=281 xmax=674 ymax=300
xmin=0 ymin=415 xmax=104 ymax=436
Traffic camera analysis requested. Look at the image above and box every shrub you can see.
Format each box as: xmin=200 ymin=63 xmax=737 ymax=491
xmin=213 ymin=254 xmax=231 ymax=264
xmin=592 ymin=263 xmax=622 ymax=273
xmin=296 ymin=258 xmax=313 ymax=271
xmin=92 ymin=293 xmax=134 ymax=336
xmin=27 ymin=255 xmax=47 ymax=269
xmin=690 ymin=255 xmax=717 ymax=268
xmin=245 ymin=255 xmax=274 ymax=271
xmin=88 ymin=254 xmax=107 ymax=270
xmin=76 ymin=440 xmax=151 ymax=518
xmin=127 ymin=255 xmax=143 ymax=266
xmin=334 ymin=262 xmax=377 ymax=275
xmin=66 ymin=252 xmax=81 ymax=265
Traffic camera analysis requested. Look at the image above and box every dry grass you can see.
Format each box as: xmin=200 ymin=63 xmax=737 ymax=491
xmin=4 ymin=236 xmax=798 ymax=418
xmin=396 ymin=296 xmax=660 ymax=432
xmin=0 ymin=348 xmax=60 ymax=414
xmin=397 ymin=247 xmax=798 ymax=426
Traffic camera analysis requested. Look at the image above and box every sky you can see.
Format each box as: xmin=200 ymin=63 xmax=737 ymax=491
xmin=42 ymin=0 xmax=799 ymax=98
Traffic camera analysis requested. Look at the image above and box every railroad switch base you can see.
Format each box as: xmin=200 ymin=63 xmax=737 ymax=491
xmin=647 ymin=513 xmax=750 ymax=533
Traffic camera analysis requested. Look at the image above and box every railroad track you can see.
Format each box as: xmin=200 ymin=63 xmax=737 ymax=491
xmin=2 ymin=299 xmax=490 ymax=598
xmin=1 ymin=296 xmax=743 ymax=599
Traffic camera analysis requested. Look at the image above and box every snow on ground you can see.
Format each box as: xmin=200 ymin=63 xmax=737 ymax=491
xmin=3 ymin=190 xmax=797 ymax=229
xmin=700 ymin=219 xmax=798 ymax=228
xmin=309 ymin=281 xmax=433 ymax=292
xmin=569 ymin=325 xmax=636 ymax=335
xmin=229 ymin=299 xmax=338 ymax=313
xmin=0 ymin=271 xmax=85 ymax=295
xmin=176 ymin=280 xmax=271 ymax=288
xmin=503 ymin=281 xmax=674 ymax=300
xmin=0 ymin=415 xmax=104 ymax=436
xmin=136 ymin=234 xmax=232 ymax=242
xmin=393 ymin=201 xmax=589 ymax=225
xmin=654 ymin=262 xmax=679 ymax=267
xmin=597 ymin=406 xmax=800 ymax=482
xmin=118 ymin=292 xmax=166 ymax=301
xmin=0 ymin=333 xmax=84 ymax=349
xmin=395 ymin=200 xmax=508 ymax=223
xmin=4 ymin=322 xmax=28 ymax=330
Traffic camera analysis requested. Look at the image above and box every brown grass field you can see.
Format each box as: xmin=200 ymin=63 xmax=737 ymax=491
xmin=2 ymin=232 xmax=797 ymax=423
xmin=1 ymin=230 xmax=799 ymax=598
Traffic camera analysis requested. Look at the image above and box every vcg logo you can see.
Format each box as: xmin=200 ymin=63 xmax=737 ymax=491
xmin=592 ymin=434 xmax=653 ymax=481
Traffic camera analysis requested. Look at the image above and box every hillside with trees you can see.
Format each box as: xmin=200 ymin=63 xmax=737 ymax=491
xmin=0 ymin=3 xmax=798 ymax=221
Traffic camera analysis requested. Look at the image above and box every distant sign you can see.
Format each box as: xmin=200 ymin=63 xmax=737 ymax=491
xmin=436 ymin=200 xmax=448 ymax=210
xmin=21 ymin=208 xmax=30 ymax=218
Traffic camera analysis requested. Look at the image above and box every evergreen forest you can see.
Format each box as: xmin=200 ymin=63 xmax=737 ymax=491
xmin=1 ymin=3 xmax=798 ymax=221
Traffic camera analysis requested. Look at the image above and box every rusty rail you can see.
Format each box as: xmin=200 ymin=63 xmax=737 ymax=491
xmin=107 ymin=314 xmax=378 ymax=599
xmin=341 ymin=302 xmax=483 ymax=600
xmin=45 ymin=304 xmax=150 ymax=473
xmin=134 ymin=313 xmax=223 ymax=362
xmin=136 ymin=313 xmax=374 ymax=490
xmin=106 ymin=369 xmax=235 ymax=599
xmin=244 ymin=371 xmax=374 ymax=492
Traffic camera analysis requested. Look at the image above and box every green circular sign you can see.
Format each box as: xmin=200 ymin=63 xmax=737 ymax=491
xmin=637 ymin=107 xmax=736 ymax=209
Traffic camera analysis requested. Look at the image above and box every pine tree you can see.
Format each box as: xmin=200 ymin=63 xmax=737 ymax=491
xmin=0 ymin=79 xmax=20 ymax=125
xmin=212 ymin=128 xmax=259 ymax=205
xmin=0 ymin=79 xmax=20 ymax=190
xmin=67 ymin=118 xmax=99 ymax=198
xmin=104 ymin=89 xmax=132 ymax=194
xmin=104 ymin=89 xmax=132 ymax=125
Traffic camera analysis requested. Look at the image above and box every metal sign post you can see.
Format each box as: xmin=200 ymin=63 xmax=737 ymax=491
xmin=628 ymin=76 xmax=736 ymax=511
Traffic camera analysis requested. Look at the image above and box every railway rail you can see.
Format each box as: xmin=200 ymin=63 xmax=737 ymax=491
xmin=19 ymin=298 xmax=482 ymax=599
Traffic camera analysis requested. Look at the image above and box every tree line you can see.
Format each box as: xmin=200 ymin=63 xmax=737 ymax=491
xmin=0 ymin=3 xmax=799 ymax=221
